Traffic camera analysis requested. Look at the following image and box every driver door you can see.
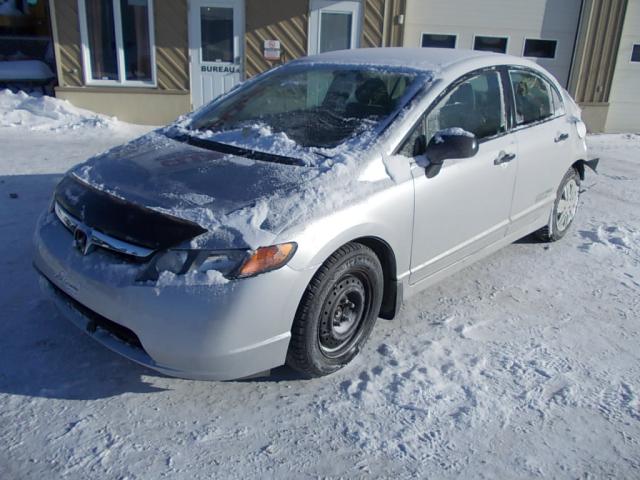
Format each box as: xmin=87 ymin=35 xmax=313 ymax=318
xmin=407 ymin=69 xmax=518 ymax=285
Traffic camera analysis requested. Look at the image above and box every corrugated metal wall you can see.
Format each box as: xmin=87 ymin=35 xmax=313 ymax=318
xmin=383 ymin=0 xmax=405 ymax=47
xmin=571 ymin=0 xmax=628 ymax=103
xmin=244 ymin=0 xmax=309 ymax=78
xmin=51 ymin=0 xmax=188 ymax=91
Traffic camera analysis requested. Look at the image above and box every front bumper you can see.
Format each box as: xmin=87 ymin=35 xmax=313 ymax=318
xmin=33 ymin=212 xmax=313 ymax=380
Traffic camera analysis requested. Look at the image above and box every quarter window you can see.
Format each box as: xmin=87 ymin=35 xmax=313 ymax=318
xmin=474 ymin=36 xmax=508 ymax=54
xmin=509 ymin=70 xmax=557 ymax=126
xmin=523 ymin=39 xmax=557 ymax=59
xmin=421 ymin=33 xmax=456 ymax=49
xmin=79 ymin=0 xmax=155 ymax=85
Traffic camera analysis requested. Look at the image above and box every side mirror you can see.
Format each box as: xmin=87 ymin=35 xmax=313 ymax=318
xmin=423 ymin=130 xmax=479 ymax=178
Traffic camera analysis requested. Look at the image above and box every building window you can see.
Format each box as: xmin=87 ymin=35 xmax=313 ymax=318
xmin=320 ymin=11 xmax=352 ymax=53
xmin=200 ymin=7 xmax=234 ymax=62
xmin=523 ymin=39 xmax=557 ymax=59
xmin=474 ymin=36 xmax=508 ymax=54
xmin=632 ymin=44 xmax=640 ymax=62
xmin=78 ymin=0 xmax=156 ymax=86
xmin=421 ymin=33 xmax=456 ymax=49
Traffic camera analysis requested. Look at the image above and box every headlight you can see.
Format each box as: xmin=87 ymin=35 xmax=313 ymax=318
xmin=140 ymin=242 xmax=297 ymax=282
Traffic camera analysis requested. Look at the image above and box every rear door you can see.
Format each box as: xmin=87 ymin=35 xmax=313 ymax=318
xmin=407 ymin=68 xmax=518 ymax=284
xmin=506 ymin=68 xmax=573 ymax=234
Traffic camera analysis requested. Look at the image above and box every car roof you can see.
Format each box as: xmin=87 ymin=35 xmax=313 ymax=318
xmin=293 ymin=47 xmax=551 ymax=83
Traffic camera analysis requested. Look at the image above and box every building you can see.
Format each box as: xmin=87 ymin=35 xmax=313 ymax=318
xmin=47 ymin=0 xmax=639 ymax=132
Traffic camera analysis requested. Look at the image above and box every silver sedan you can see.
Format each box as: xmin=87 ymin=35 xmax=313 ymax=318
xmin=33 ymin=48 xmax=597 ymax=380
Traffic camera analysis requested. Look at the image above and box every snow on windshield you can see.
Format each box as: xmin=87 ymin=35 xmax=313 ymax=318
xmin=170 ymin=65 xmax=422 ymax=166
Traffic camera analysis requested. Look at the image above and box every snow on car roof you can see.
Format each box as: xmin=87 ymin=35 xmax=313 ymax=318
xmin=293 ymin=47 xmax=547 ymax=81
xmin=296 ymin=47 xmax=503 ymax=72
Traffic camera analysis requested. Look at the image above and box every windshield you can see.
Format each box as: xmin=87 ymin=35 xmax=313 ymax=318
xmin=188 ymin=66 xmax=420 ymax=150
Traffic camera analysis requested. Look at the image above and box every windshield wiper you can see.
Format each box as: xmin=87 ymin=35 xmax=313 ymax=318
xmin=169 ymin=132 xmax=306 ymax=167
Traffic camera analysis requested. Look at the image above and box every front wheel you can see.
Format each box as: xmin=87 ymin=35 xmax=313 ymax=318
xmin=536 ymin=167 xmax=581 ymax=242
xmin=286 ymin=242 xmax=383 ymax=377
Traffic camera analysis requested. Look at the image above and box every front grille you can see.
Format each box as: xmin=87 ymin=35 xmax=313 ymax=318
xmin=50 ymin=281 xmax=144 ymax=350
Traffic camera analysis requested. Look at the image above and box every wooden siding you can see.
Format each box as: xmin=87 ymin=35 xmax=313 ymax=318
xmin=244 ymin=0 xmax=308 ymax=78
xmin=361 ymin=0 xmax=385 ymax=47
xmin=155 ymin=0 xmax=189 ymax=91
xmin=571 ymin=0 xmax=628 ymax=103
xmin=51 ymin=0 xmax=188 ymax=91
xmin=51 ymin=0 xmax=83 ymax=87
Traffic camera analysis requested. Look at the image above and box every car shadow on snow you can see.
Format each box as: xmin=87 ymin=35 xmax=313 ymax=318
xmin=0 ymin=173 xmax=169 ymax=400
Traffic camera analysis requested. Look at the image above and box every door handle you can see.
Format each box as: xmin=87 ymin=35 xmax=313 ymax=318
xmin=554 ymin=132 xmax=569 ymax=143
xmin=494 ymin=151 xmax=516 ymax=165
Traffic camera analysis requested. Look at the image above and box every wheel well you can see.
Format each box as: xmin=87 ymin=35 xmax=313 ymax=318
xmin=354 ymin=237 xmax=399 ymax=320
xmin=572 ymin=160 xmax=586 ymax=181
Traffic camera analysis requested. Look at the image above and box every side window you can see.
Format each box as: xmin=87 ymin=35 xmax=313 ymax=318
xmin=509 ymin=70 xmax=555 ymax=126
xmin=425 ymin=70 xmax=506 ymax=143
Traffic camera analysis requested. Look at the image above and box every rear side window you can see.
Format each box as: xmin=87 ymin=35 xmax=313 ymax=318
xmin=509 ymin=70 xmax=558 ymax=126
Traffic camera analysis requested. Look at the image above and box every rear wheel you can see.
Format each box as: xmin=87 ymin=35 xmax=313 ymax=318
xmin=536 ymin=167 xmax=581 ymax=242
xmin=286 ymin=242 xmax=383 ymax=377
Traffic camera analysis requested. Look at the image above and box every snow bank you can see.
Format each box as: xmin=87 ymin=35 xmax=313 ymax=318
xmin=0 ymin=89 xmax=118 ymax=131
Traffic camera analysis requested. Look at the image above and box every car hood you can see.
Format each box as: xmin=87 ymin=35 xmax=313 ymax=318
xmin=56 ymin=133 xmax=316 ymax=250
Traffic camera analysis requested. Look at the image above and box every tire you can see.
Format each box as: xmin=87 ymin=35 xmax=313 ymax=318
xmin=286 ymin=242 xmax=384 ymax=377
xmin=536 ymin=167 xmax=581 ymax=242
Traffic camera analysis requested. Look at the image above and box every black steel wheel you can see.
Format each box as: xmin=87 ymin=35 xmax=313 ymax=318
xmin=286 ymin=242 xmax=384 ymax=377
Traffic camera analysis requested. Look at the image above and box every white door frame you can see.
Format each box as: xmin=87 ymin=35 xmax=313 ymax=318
xmin=308 ymin=0 xmax=362 ymax=55
xmin=188 ymin=0 xmax=245 ymax=109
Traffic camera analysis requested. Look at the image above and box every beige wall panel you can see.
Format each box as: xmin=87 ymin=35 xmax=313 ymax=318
xmin=605 ymin=0 xmax=640 ymax=132
xmin=245 ymin=0 xmax=308 ymax=78
xmin=55 ymin=88 xmax=191 ymax=125
xmin=362 ymin=0 xmax=384 ymax=47
xmin=580 ymin=104 xmax=610 ymax=132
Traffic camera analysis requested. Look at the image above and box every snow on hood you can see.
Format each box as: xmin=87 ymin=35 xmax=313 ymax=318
xmin=0 ymin=89 xmax=118 ymax=131
xmin=69 ymin=126 xmax=399 ymax=250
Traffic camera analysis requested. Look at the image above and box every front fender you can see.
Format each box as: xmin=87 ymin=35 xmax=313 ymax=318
xmin=284 ymin=179 xmax=415 ymax=279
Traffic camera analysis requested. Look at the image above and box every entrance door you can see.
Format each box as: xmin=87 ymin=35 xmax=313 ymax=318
xmin=189 ymin=0 xmax=244 ymax=109
xmin=308 ymin=1 xmax=362 ymax=55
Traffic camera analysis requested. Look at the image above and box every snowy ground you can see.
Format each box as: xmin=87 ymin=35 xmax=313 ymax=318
xmin=1 ymin=90 xmax=639 ymax=479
